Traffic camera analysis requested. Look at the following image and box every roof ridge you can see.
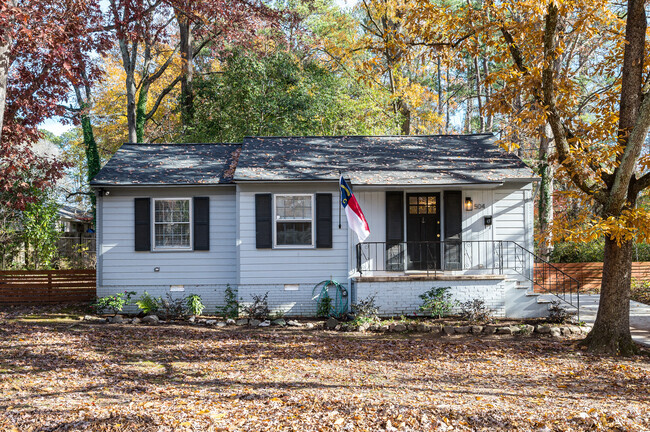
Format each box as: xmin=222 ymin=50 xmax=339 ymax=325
xmin=121 ymin=142 xmax=242 ymax=146
xmin=243 ymin=134 xmax=495 ymax=139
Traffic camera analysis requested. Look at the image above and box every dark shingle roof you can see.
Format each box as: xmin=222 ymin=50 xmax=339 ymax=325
xmin=90 ymin=143 xmax=241 ymax=186
xmin=234 ymin=135 xmax=535 ymax=184
xmin=91 ymin=135 xmax=536 ymax=186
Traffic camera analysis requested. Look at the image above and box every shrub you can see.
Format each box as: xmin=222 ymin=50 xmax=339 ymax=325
xmin=351 ymin=294 xmax=379 ymax=322
xmin=316 ymin=294 xmax=333 ymax=318
xmin=419 ymin=287 xmax=457 ymax=318
xmin=93 ymin=291 xmax=136 ymax=316
xmin=186 ymin=294 xmax=205 ymax=316
xmin=631 ymin=279 xmax=650 ymax=305
xmin=217 ymin=284 xmax=239 ymax=318
xmin=135 ymin=292 xmax=162 ymax=314
xmin=160 ymin=294 xmax=186 ymax=319
xmin=241 ymin=292 xmax=270 ymax=320
xmin=547 ymin=300 xmax=570 ymax=324
xmin=459 ymin=299 xmax=493 ymax=323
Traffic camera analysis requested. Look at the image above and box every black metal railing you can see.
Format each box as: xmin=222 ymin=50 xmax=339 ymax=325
xmin=355 ymin=240 xmax=580 ymax=313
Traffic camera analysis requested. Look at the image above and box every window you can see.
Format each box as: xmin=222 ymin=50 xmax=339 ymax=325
xmin=275 ymin=194 xmax=313 ymax=246
xmin=153 ymin=199 xmax=192 ymax=250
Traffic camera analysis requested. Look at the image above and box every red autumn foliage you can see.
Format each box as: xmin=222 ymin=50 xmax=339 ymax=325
xmin=0 ymin=0 xmax=108 ymax=210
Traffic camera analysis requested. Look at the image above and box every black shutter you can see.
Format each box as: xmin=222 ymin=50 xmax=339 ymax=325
xmin=385 ymin=191 xmax=404 ymax=271
xmin=134 ymin=198 xmax=151 ymax=251
xmin=444 ymin=191 xmax=462 ymax=240
xmin=255 ymin=194 xmax=273 ymax=248
xmin=443 ymin=191 xmax=462 ymax=270
xmin=385 ymin=191 xmax=404 ymax=243
xmin=193 ymin=197 xmax=210 ymax=251
xmin=316 ymin=193 xmax=333 ymax=248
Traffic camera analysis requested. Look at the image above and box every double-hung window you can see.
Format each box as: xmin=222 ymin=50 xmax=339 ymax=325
xmin=153 ymin=198 xmax=192 ymax=250
xmin=275 ymin=194 xmax=313 ymax=247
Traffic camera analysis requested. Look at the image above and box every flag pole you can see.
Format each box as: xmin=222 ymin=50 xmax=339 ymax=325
xmin=338 ymin=170 xmax=342 ymax=229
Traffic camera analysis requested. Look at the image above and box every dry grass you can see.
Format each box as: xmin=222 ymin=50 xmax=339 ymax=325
xmin=0 ymin=308 xmax=648 ymax=431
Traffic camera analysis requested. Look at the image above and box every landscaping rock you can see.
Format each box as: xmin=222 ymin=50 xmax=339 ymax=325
xmin=380 ymin=325 xmax=390 ymax=332
xmin=205 ymin=319 xmax=217 ymax=325
xmin=258 ymin=320 xmax=271 ymax=327
xmin=249 ymin=319 xmax=261 ymax=327
xmin=358 ymin=322 xmax=371 ymax=332
xmin=496 ymin=326 xmax=512 ymax=335
xmin=536 ymin=324 xmax=551 ymax=334
xmin=567 ymin=325 xmax=581 ymax=335
xmin=470 ymin=325 xmax=483 ymax=334
xmin=392 ymin=323 xmax=407 ymax=332
xmin=559 ymin=326 xmax=570 ymax=336
xmin=83 ymin=315 xmax=106 ymax=323
xmin=443 ymin=326 xmax=455 ymax=336
xmin=305 ymin=323 xmax=315 ymax=329
xmin=272 ymin=318 xmax=287 ymax=327
xmin=326 ymin=317 xmax=339 ymax=330
xmin=188 ymin=316 xmax=196 ymax=323
xmin=215 ymin=321 xmax=227 ymax=327
xmin=334 ymin=324 xmax=342 ymax=331
xmin=430 ymin=325 xmax=442 ymax=334
xmin=287 ymin=320 xmax=302 ymax=327
xmin=579 ymin=325 xmax=591 ymax=334
xmin=524 ymin=324 xmax=535 ymax=334
xmin=131 ymin=317 xmax=141 ymax=324
xmin=109 ymin=315 xmax=124 ymax=324
xmin=417 ymin=323 xmax=431 ymax=333
xmin=226 ymin=319 xmax=236 ymax=326
xmin=407 ymin=324 xmax=418 ymax=332
xmin=483 ymin=325 xmax=497 ymax=334
xmin=455 ymin=326 xmax=470 ymax=334
xmin=236 ymin=318 xmax=248 ymax=326
xmin=142 ymin=315 xmax=160 ymax=324
xmin=550 ymin=327 xmax=562 ymax=338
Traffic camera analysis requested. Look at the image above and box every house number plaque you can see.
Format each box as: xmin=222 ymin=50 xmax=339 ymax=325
xmin=474 ymin=203 xmax=486 ymax=210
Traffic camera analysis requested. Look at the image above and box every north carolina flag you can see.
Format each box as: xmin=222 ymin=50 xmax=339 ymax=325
xmin=340 ymin=175 xmax=370 ymax=242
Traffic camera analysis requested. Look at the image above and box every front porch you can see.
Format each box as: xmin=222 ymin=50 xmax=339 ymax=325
xmin=351 ymin=240 xmax=580 ymax=319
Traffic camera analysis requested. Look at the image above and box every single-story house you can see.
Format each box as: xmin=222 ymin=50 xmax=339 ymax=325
xmin=90 ymin=134 xmax=579 ymax=318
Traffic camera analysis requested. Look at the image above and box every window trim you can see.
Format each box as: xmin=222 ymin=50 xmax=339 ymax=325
xmin=151 ymin=197 xmax=193 ymax=251
xmin=272 ymin=193 xmax=315 ymax=249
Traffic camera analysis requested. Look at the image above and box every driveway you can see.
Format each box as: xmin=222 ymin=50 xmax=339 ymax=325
xmin=579 ymin=294 xmax=650 ymax=347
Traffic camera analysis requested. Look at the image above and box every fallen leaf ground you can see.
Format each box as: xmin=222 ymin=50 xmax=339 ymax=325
xmin=0 ymin=308 xmax=648 ymax=431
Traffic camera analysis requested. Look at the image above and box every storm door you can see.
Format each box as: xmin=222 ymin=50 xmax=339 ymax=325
xmin=406 ymin=193 xmax=441 ymax=270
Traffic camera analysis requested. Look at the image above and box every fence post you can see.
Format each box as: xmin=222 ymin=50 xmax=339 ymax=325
xmin=47 ymin=271 xmax=53 ymax=299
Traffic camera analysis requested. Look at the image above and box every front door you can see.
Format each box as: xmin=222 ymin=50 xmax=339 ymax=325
xmin=406 ymin=193 xmax=441 ymax=270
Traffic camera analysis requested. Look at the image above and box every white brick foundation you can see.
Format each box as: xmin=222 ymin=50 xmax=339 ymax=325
xmin=353 ymin=278 xmax=509 ymax=317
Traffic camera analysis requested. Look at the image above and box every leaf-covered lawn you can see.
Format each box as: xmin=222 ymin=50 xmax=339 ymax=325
xmin=0 ymin=312 xmax=648 ymax=431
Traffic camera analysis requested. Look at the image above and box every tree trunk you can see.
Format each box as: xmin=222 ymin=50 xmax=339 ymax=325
xmin=398 ymin=99 xmax=411 ymax=135
xmin=537 ymin=124 xmax=554 ymax=259
xmin=177 ymin=11 xmax=194 ymax=130
xmin=473 ymin=55 xmax=484 ymax=132
xmin=482 ymin=57 xmax=493 ymax=131
xmin=445 ymin=66 xmax=450 ymax=133
xmin=582 ymin=237 xmax=637 ymax=355
xmin=136 ymin=84 xmax=148 ymax=143
xmin=464 ymin=97 xmax=473 ymax=134
xmin=437 ymin=57 xmax=443 ymax=134
xmin=0 ymin=1 xmax=14 ymax=144
xmin=123 ymin=45 xmax=138 ymax=143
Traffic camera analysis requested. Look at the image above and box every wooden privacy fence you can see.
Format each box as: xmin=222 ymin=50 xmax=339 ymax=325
xmin=0 ymin=270 xmax=96 ymax=304
xmin=539 ymin=262 xmax=650 ymax=292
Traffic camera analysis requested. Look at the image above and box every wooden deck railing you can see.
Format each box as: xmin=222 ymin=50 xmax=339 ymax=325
xmin=539 ymin=262 xmax=650 ymax=292
xmin=0 ymin=270 xmax=96 ymax=304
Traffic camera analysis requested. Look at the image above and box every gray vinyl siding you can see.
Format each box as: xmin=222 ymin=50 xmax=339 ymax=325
xmin=237 ymin=183 xmax=348 ymax=286
xmin=99 ymin=186 xmax=236 ymax=288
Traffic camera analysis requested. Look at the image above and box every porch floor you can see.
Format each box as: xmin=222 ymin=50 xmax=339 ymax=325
xmin=354 ymin=274 xmax=507 ymax=282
